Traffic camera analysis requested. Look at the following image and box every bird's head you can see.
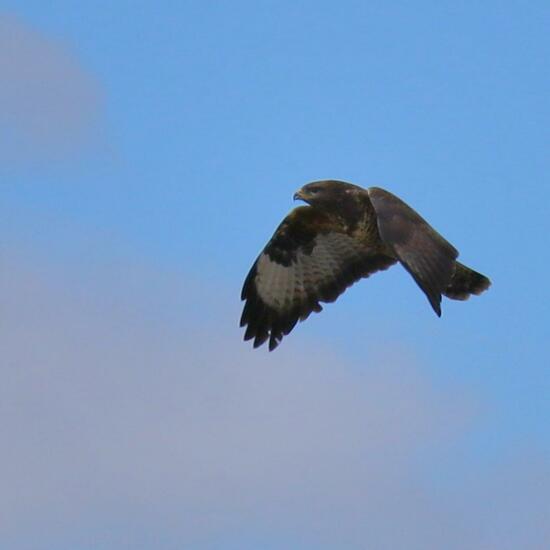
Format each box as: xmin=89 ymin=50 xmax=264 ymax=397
xmin=293 ymin=180 xmax=360 ymax=211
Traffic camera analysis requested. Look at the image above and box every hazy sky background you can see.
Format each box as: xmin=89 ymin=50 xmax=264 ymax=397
xmin=1 ymin=2 xmax=549 ymax=549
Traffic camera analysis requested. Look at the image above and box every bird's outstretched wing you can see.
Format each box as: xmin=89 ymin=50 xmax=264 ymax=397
xmin=240 ymin=206 xmax=395 ymax=350
xmin=367 ymin=187 xmax=458 ymax=316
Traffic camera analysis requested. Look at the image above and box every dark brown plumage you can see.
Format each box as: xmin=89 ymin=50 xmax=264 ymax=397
xmin=241 ymin=180 xmax=491 ymax=350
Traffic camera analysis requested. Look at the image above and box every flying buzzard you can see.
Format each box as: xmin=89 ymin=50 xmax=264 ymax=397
xmin=240 ymin=180 xmax=490 ymax=350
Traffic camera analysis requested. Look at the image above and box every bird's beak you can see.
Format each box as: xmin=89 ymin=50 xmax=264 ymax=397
xmin=293 ymin=188 xmax=305 ymax=201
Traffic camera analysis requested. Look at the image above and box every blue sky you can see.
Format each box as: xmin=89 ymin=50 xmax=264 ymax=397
xmin=1 ymin=2 xmax=550 ymax=548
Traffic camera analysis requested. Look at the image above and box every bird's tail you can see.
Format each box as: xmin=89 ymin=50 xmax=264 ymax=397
xmin=444 ymin=261 xmax=491 ymax=300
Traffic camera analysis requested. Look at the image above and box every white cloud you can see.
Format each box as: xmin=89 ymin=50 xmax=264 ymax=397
xmin=0 ymin=250 xmax=548 ymax=549
xmin=0 ymin=14 xmax=102 ymax=168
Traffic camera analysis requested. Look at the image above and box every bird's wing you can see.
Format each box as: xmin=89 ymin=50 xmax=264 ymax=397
xmin=367 ymin=187 xmax=458 ymax=316
xmin=240 ymin=206 xmax=396 ymax=350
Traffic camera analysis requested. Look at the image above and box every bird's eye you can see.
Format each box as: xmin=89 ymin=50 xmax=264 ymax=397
xmin=309 ymin=187 xmax=319 ymax=194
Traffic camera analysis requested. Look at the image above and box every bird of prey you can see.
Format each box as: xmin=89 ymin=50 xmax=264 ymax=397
xmin=240 ymin=180 xmax=491 ymax=351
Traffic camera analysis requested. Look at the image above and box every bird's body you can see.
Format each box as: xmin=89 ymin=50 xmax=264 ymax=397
xmin=241 ymin=180 xmax=490 ymax=350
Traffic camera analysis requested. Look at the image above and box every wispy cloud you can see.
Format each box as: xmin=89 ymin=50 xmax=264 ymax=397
xmin=0 ymin=14 xmax=103 ymax=169
xmin=1 ymin=249 xmax=548 ymax=549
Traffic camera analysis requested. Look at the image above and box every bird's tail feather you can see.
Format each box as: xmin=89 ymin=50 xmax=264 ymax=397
xmin=444 ymin=262 xmax=491 ymax=300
